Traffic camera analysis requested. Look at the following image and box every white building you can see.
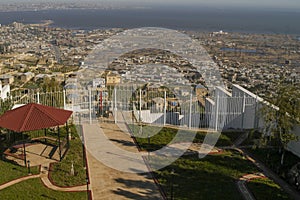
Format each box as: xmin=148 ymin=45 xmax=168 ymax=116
xmin=92 ymin=78 xmax=105 ymax=88
xmin=0 ymin=81 xmax=10 ymax=99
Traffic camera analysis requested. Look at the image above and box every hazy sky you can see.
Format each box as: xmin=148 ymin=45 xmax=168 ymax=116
xmin=1 ymin=0 xmax=300 ymax=10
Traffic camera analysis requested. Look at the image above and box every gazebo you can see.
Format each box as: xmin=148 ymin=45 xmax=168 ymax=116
xmin=0 ymin=103 xmax=73 ymax=166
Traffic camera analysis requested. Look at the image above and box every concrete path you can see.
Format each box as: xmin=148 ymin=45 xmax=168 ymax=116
xmin=5 ymin=143 xmax=60 ymax=167
xmin=83 ymin=122 xmax=162 ymax=200
xmin=0 ymin=174 xmax=40 ymax=190
xmin=237 ymin=173 xmax=266 ymax=200
xmin=237 ymin=180 xmax=256 ymax=200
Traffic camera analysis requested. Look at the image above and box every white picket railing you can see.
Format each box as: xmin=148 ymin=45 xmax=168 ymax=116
xmin=0 ymin=87 xmax=263 ymax=131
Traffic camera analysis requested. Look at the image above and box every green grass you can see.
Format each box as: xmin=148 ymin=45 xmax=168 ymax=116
xmin=154 ymin=151 xmax=258 ymax=200
xmin=132 ymin=125 xmax=292 ymax=199
xmin=49 ymin=126 xmax=86 ymax=187
xmin=247 ymin=178 xmax=292 ymax=200
xmin=221 ymin=131 xmax=244 ymax=144
xmin=0 ymin=178 xmax=87 ymax=200
xmin=246 ymin=147 xmax=300 ymax=178
xmin=0 ymin=159 xmax=39 ymax=185
xmin=241 ymin=130 xmax=264 ymax=146
xmin=129 ymin=125 xmax=237 ymax=151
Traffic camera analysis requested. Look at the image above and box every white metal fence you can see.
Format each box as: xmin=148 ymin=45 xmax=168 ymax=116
xmin=0 ymin=87 xmax=263 ymax=131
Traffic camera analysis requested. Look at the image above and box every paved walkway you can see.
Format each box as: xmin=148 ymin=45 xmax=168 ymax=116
xmin=83 ymin=122 xmax=162 ymax=200
xmin=237 ymin=173 xmax=266 ymax=200
xmin=0 ymin=174 xmax=40 ymax=190
xmin=5 ymin=143 xmax=60 ymax=167
xmin=237 ymin=180 xmax=256 ymax=200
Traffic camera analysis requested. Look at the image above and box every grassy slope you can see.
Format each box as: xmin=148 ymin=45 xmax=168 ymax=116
xmin=0 ymin=178 xmax=86 ymax=200
xmin=49 ymin=125 xmax=86 ymax=187
xmin=247 ymin=178 xmax=292 ymax=200
xmin=131 ymin=125 xmax=239 ymax=151
xmin=0 ymin=159 xmax=39 ymax=185
xmin=155 ymin=151 xmax=256 ymax=200
xmin=132 ymin=125 xmax=292 ymax=199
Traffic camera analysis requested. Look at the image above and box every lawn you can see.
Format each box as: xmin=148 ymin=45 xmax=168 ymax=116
xmin=131 ymin=124 xmax=292 ymax=199
xmin=221 ymin=131 xmax=244 ymax=144
xmin=0 ymin=178 xmax=87 ymax=200
xmin=154 ymin=151 xmax=257 ymax=200
xmin=49 ymin=125 xmax=87 ymax=187
xmin=0 ymin=159 xmax=39 ymax=185
xmin=129 ymin=124 xmax=239 ymax=151
xmin=247 ymin=178 xmax=292 ymax=200
xmin=246 ymin=147 xmax=300 ymax=179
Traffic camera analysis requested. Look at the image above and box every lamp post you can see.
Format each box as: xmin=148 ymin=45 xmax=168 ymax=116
xmin=86 ymin=177 xmax=89 ymax=200
xmin=170 ymin=169 xmax=175 ymax=200
xmin=295 ymin=172 xmax=299 ymax=190
xmin=27 ymin=160 xmax=31 ymax=175
xmin=147 ymin=134 xmax=150 ymax=159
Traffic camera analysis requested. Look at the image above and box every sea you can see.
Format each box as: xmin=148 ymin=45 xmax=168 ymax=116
xmin=0 ymin=6 xmax=300 ymax=35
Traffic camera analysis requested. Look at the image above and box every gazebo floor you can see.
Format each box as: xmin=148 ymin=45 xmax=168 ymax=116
xmin=5 ymin=142 xmax=60 ymax=167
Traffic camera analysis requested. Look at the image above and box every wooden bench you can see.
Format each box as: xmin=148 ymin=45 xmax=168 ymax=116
xmin=4 ymin=148 xmax=25 ymax=160
xmin=31 ymin=136 xmax=57 ymax=142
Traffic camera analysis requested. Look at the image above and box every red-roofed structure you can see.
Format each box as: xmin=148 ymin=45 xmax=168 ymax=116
xmin=0 ymin=103 xmax=72 ymax=132
xmin=0 ymin=103 xmax=73 ymax=166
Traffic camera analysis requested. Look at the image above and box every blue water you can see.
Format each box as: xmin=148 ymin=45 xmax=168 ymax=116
xmin=0 ymin=7 xmax=300 ymax=34
xmin=220 ymin=48 xmax=257 ymax=53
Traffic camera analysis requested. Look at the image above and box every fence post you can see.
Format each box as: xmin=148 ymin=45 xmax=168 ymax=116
xmin=215 ymin=94 xmax=219 ymax=131
xmin=58 ymin=126 xmax=62 ymax=161
xmin=189 ymin=91 xmax=193 ymax=129
xmin=37 ymin=92 xmax=40 ymax=104
xmin=63 ymin=89 xmax=66 ymax=109
xmin=241 ymin=94 xmax=246 ymax=130
xmin=164 ymin=90 xmax=167 ymax=126
xmin=114 ymin=87 xmax=117 ymax=124
xmin=89 ymin=88 xmax=92 ymax=125
xmin=254 ymin=95 xmax=258 ymax=129
xmin=139 ymin=89 xmax=142 ymax=123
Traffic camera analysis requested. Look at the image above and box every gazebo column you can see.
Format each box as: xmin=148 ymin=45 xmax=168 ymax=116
xmin=66 ymin=121 xmax=70 ymax=148
xmin=58 ymin=126 xmax=62 ymax=161
xmin=22 ymin=132 xmax=27 ymax=167
xmin=44 ymin=128 xmax=47 ymax=143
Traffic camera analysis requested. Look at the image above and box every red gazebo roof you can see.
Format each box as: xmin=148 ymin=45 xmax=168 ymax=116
xmin=0 ymin=103 xmax=73 ymax=132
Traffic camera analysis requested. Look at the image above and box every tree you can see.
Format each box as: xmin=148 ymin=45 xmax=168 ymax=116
xmin=0 ymin=97 xmax=13 ymax=115
xmin=40 ymin=77 xmax=62 ymax=92
xmin=261 ymin=81 xmax=300 ymax=165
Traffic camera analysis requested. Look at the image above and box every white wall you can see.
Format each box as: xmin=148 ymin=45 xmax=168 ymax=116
xmin=205 ymin=84 xmax=300 ymax=158
xmin=0 ymin=84 xmax=10 ymax=99
xmin=206 ymin=84 xmax=265 ymax=130
xmin=287 ymin=125 xmax=300 ymax=157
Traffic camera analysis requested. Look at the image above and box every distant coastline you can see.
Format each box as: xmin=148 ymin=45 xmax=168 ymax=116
xmin=0 ymin=8 xmax=300 ymax=35
xmin=28 ymin=20 xmax=54 ymax=27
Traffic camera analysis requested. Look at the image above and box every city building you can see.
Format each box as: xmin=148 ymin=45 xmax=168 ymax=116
xmin=105 ymin=72 xmax=121 ymax=86
xmin=0 ymin=74 xmax=14 ymax=84
xmin=20 ymin=72 xmax=35 ymax=82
